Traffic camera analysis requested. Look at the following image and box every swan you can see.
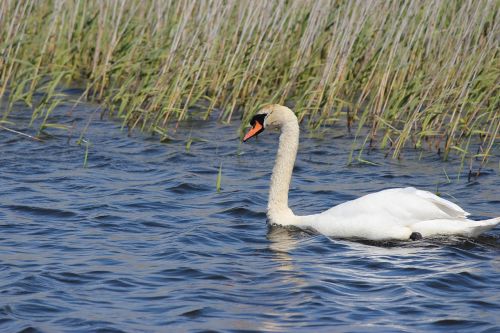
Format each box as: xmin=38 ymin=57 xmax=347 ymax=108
xmin=243 ymin=104 xmax=500 ymax=241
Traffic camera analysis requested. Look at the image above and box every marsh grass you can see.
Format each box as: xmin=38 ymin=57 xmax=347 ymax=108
xmin=216 ymin=162 xmax=222 ymax=193
xmin=0 ymin=0 xmax=498 ymax=164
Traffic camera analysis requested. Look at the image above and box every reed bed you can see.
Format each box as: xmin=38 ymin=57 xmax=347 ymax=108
xmin=0 ymin=0 xmax=498 ymax=163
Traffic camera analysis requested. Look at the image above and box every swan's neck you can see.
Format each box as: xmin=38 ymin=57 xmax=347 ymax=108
xmin=267 ymin=121 xmax=299 ymax=224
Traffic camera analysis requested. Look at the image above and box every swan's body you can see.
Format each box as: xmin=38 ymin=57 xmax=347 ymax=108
xmin=243 ymin=105 xmax=499 ymax=241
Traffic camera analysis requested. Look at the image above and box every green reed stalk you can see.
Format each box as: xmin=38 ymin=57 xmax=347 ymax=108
xmin=0 ymin=0 xmax=497 ymax=165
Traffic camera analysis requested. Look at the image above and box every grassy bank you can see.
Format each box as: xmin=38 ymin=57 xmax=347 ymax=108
xmin=0 ymin=0 xmax=498 ymax=163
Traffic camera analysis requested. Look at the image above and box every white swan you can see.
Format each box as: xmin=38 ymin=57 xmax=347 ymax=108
xmin=243 ymin=104 xmax=500 ymax=241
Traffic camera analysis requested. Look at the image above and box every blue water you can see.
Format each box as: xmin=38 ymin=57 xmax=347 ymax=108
xmin=1 ymin=93 xmax=499 ymax=333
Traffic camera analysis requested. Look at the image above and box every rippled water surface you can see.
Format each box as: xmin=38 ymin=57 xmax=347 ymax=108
xmin=1 ymin=94 xmax=499 ymax=333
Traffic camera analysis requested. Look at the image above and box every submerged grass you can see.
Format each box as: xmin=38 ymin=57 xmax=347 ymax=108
xmin=0 ymin=0 xmax=498 ymax=163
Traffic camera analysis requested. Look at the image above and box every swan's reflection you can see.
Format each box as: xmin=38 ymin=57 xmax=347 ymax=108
xmin=266 ymin=224 xmax=322 ymax=281
xmin=267 ymin=224 xmax=318 ymax=263
xmin=260 ymin=225 xmax=310 ymax=332
xmin=267 ymin=225 xmax=300 ymax=254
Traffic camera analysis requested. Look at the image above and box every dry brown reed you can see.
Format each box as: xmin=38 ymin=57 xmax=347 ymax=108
xmin=0 ymin=0 xmax=498 ymax=163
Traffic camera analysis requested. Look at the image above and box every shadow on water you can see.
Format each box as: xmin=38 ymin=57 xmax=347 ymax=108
xmin=267 ymin=222 xmax=500 ymax=249
xmin=0 ymin=92 xmax=499 ymax=332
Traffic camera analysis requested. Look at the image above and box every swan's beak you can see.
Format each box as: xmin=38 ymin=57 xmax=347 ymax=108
xmin=243 ymin=122 xmax=263 ymax=142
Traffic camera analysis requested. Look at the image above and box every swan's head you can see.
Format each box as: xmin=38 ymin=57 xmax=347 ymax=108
xmin=243 ymin=104 xmax=297 ymax=142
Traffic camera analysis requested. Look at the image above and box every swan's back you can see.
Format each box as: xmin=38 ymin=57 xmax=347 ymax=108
xmin=297 ymin=187 xmax=489 ymax=240
xmin=321 ymin=187 xmax=468 ymax=224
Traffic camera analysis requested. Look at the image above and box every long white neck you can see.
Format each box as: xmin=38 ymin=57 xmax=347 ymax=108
xmin=267 ymin=119 xmax=299 ymax=224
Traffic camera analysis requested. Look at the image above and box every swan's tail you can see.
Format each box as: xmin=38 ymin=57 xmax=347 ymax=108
xmin=411 ymin=217 xmax=500 ymax=238
xmin=467 ymin=217 xmax=500 ymax=237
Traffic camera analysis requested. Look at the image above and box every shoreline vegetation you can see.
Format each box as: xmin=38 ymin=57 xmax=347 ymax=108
xmin=0 ymin=0 xmax=498 ymax=164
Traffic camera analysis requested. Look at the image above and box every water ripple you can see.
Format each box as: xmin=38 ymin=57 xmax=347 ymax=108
xmin=0 ymin=97 xmax=499 ymax=332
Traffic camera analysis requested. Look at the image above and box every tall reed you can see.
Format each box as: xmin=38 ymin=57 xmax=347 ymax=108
xmin=1 ymin=0 xmax=498 ymax=163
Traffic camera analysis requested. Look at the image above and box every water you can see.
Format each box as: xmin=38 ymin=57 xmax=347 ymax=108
xmin=1 ymin=93 xmax=499 ymax=333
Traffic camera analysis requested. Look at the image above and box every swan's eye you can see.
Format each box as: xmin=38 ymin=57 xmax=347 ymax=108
xmin=249 ymin=113 xmax=267 ymax=127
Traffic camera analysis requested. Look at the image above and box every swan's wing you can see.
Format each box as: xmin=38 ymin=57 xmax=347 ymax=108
xmin=412 ymin=188 xmax=469 ymax=218
xmin=321 ymin=187 xmax=469 ymax=225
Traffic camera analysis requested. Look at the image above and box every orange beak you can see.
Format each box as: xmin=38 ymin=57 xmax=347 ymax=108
xmin=243 ymin=122 xmax=263 ymax=142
